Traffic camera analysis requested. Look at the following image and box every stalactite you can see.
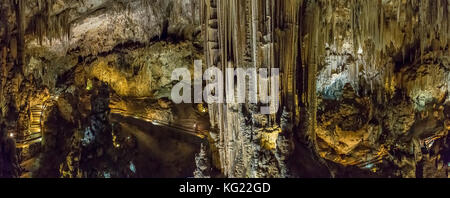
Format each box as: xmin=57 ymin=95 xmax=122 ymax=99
xmin=11 ymin=0 xmax=25 ymax=71
xmin=301 ymin=0 xmax=323 ymax=162
xmin=27 ymin=0 xmax=71 ymax=45
xmin=346 ymin=0 xmax=450 ymax=103
xmin=356 ymin=0 xmax=448 ymax=60
xmin=447 ymin=72 xmax=450 ymax=101
xmin=203 ymin=0 xmax=302 ymax=177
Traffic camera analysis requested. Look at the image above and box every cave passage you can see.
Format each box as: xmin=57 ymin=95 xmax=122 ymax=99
xmin=0 ymin=0 xmax=449 ymax=178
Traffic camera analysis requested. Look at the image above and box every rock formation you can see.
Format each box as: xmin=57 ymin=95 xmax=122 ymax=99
xmin=0 ymin=0 xmax=449 ymax=178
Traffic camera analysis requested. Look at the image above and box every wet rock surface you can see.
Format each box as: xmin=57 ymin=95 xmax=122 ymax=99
xmin=0 ymin=0 xmax=449 ymax=178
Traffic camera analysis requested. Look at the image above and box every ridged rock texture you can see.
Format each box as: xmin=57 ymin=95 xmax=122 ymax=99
xmin=202 ymin=0 xmax=449 ymax=178
xmin=0 ymin=0 xmax=449 ymax=178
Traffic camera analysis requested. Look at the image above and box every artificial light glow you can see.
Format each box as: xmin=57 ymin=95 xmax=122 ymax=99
xmin=9 ymin=133 xmax=14 ymax=138
xmin=357 ymin=46 xmax=363 ymax=54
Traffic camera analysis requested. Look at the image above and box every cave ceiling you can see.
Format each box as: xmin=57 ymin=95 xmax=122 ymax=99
xmin=0 ymin=0 xmax=449 ymax=178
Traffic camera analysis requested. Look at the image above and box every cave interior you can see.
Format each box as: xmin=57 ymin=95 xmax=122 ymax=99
xmin=0 ymin=0 xmax=449 ymax=178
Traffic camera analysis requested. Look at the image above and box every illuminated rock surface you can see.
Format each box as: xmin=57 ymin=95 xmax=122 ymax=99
xmin=0 ymin=0 xmax=449 ymax=178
